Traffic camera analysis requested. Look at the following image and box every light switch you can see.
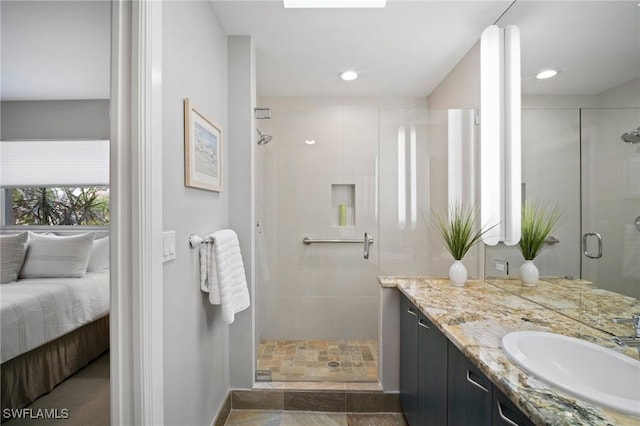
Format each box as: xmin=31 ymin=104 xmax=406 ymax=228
xmin=162 ymin=231 xmax=176 ymax=262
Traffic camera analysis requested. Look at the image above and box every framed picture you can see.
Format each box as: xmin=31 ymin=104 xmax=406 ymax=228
xmin=184 ymin=98 xmax=222 ymax=192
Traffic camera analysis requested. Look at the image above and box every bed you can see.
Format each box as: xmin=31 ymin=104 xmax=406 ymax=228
xmin=0 ymin=231 xmax=110 ymax=420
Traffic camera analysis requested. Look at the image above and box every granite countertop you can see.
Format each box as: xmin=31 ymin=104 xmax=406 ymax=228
xmin=379 ymin=276 xmax=640 ymax=426
xmin=485 ymin=277 xmax=640 ymax=338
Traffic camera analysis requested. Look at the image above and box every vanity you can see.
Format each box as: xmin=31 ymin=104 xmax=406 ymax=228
xmin=380 ymin=277 xmax=640 ymax=426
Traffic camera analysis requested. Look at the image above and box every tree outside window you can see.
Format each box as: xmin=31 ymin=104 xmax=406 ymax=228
xmin=9 ymin=187 xmax=109 ymax=226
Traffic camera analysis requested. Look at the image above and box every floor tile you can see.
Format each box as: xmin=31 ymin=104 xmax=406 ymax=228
xmin=225 ymin=410 xmax=282 ymax=426
xmin=280 ymin=411 xmax=348 ymax=426
xmin=346 ymin=413 xmax=408 ymax=426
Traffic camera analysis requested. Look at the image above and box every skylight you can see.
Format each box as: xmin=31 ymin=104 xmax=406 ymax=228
xmin=283 ymin=0 xmax=386 ymax=8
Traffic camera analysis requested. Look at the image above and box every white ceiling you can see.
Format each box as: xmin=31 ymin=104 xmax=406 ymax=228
xmin=1 ymin=1 xmax=638 ymax=100
xmin=212 ymin=0 xmax=511 ymax=97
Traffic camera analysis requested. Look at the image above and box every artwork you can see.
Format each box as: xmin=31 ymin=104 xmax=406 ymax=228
xmin=184 ymin=98 xmax=222 ymax=192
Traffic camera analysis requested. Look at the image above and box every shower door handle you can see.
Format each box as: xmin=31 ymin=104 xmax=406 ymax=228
xmin=583 ymin=232 xmax=603 ymax=259
xmin=363 ymin=232 xmax=373 ymax=260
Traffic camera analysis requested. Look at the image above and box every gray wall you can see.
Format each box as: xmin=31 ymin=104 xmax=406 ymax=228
xmin=161 ymin=1 xmax=230 ymax=424
xmin=1 ymin=100 xmax=109 ymax=140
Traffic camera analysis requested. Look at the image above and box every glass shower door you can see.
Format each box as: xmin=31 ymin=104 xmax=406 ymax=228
xmin=255 ymin=103 xmax=379 ymax=382
xmin=581 ymin=108 xmax=640 ymax=299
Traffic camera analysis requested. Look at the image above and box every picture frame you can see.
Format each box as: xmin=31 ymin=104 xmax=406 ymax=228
xmin=184 ymin=98 xmax=222 ymax=192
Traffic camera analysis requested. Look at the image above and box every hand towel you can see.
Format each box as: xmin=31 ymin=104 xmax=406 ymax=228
xmin=622 ymin=224 xmax=640 ymax=279
xmin=209 ymin=229 xmax=250 ymax=324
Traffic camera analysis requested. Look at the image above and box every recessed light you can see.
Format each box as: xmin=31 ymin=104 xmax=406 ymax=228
xmin=340 ymin=71 xmax=358 ymax=81
xmin=305 ymin=139 xmax=316 ymax=145
xmin=284 ymin=0 xmax=386 ymax=8
xmin=536 ymin=69 xmax=559 ymax=80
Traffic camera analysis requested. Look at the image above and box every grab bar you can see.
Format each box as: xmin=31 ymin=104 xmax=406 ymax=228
xmin=302 ymin=236 xmax=374 ymax=245
xmin=303 ymin=234 xmax=375 ymax=259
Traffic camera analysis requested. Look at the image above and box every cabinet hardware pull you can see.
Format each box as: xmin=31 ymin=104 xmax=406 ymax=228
xmin=466 ymin=370 xmax=489 ymax=392
xmin=418 ymin=319 xmax=430 ymax=329
xmin=407 ymin=308 xmax=417 ymax=317
xmin=496 ymin=401 xmax=519 ymax=426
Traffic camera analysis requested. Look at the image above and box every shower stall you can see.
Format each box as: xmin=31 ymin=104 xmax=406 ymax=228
xmin=254 ymin=99 xmax=430 ymax=383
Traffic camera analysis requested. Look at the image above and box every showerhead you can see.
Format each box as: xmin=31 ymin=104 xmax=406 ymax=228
xmin=621 ymin=126 xmax=640 ymax=144
xmin=257 ymin=128 xmax=273 ymax=145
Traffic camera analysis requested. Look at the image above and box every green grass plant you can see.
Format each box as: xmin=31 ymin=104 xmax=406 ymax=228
xmin=433 ymin=202 xmax=496 ymax=261
xmin=520 ymin=200 xmax=562 ymax=260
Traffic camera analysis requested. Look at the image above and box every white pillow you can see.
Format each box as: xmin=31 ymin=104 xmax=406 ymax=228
xmin=88 ymin=236 xmax=110 ymax=272
xmin=0 ymin=232 xmax=29 ymax=284
xmin=20 ymin=232 xmax=96 ymax=278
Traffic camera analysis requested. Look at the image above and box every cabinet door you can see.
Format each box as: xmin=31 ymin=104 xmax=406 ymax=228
xmin=448 ymin=342 xmax=493 ymax=426
xmin=493 ymin=387 xmax=534 ymax=426
xmin=417 ymin=314 xmax=448 ymax=425
xmin=400 ymin=296 xmax=419 ymax=426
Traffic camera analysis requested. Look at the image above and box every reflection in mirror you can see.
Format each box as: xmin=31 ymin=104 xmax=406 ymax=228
xmin=485 ymin=1 xmax=640 ymax=336
xmin=447 ymin=109 xmax=476 ymax=207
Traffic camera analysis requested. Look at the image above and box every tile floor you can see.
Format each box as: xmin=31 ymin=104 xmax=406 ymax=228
xmin=224 ymin=410 xmax=407 ymax=425
xmin=256 ymin=340 xmax=378 ymax=383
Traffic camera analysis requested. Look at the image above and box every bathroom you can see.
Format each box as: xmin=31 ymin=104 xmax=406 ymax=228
xmin=2 ymin=1 xmax=637 ymax=425
xmin=240 ymin=0 xmax=640 ymax=424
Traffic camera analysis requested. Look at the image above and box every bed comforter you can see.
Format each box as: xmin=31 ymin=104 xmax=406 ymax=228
xmin=0 ymin=272 xmax=109 ymax=363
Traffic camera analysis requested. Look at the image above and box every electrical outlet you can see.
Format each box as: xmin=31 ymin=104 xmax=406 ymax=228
xmin=493 ymin=259 xmax=509 ymax=275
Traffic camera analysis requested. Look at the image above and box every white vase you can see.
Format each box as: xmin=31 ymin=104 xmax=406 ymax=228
xmin=519 ymin=260 xmax=539 ymax=286
xmin=448 ymin=260 xmax=468 ymax=287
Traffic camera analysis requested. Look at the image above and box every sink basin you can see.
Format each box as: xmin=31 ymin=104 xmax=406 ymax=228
xmin=502 ymin=331 xmax=640 ymax=416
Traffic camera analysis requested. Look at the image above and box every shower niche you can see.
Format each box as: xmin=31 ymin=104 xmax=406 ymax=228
xmin=331 ymin=183 xmax=355 ymax=227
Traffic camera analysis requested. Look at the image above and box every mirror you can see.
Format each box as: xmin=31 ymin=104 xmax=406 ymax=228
xmin=485 ymin=1 xmax=640 ymax=335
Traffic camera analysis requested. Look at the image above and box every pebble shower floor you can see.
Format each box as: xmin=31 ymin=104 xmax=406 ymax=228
xmin=256 ymin=340 xmax=378 ymax=382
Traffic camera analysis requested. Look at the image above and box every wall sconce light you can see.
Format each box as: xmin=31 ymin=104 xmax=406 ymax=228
xmin=480 ymin=25 xmax=521 ymax=246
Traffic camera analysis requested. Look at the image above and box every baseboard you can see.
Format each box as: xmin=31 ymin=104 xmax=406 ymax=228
xmin=210 ymin=390 xmax=232 ymax=426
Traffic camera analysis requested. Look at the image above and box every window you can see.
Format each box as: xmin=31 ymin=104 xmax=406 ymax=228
xmin=6 ymin=187 xmax=109 ymax=226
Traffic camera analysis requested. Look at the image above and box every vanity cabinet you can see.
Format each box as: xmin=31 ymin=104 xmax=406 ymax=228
xmin=400 ymin=296 xmax=448 ymax=425
xmin=493 ymin=387 xmax=535 ymax=426
xmin=400 ymin=294 xmax=533 ymax=426
xmin=400 ymin=296 xmax=419 ymax=425
xmin=448 ymin=341 xmax=493 ymax=426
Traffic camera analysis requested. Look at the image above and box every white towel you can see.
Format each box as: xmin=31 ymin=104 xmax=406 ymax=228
xmin=622 ymin=224 xmax=640 ymax=279
xmin=209 ymin=229 xmax=250 ymax=324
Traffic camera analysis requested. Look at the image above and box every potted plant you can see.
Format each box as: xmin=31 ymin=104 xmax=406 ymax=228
xmin=434 ymin=203 xmax=496 ymax=286
xmin=519 ymin=200 xmax=562 ymax=286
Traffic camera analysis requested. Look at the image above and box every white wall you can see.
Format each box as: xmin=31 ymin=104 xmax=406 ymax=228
xmin=161 ymin=2 xmax=229 ymax=424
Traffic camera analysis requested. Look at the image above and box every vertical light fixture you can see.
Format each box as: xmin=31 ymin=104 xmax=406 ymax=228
xmin=397 ymin=125 xmax=406 ymax=230
xmin=480 ymin=25 xmax=521 ymax=246
xmin=409 ymin=125 xmax=417 ymax=229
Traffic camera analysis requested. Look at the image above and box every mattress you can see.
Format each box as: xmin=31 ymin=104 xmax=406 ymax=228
xmin=0 ymin=272 xmax=109 ymax=363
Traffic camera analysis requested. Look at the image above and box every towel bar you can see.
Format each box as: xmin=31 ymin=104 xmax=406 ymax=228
xmin=189 ymin=234 xmax=214 ymax=248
